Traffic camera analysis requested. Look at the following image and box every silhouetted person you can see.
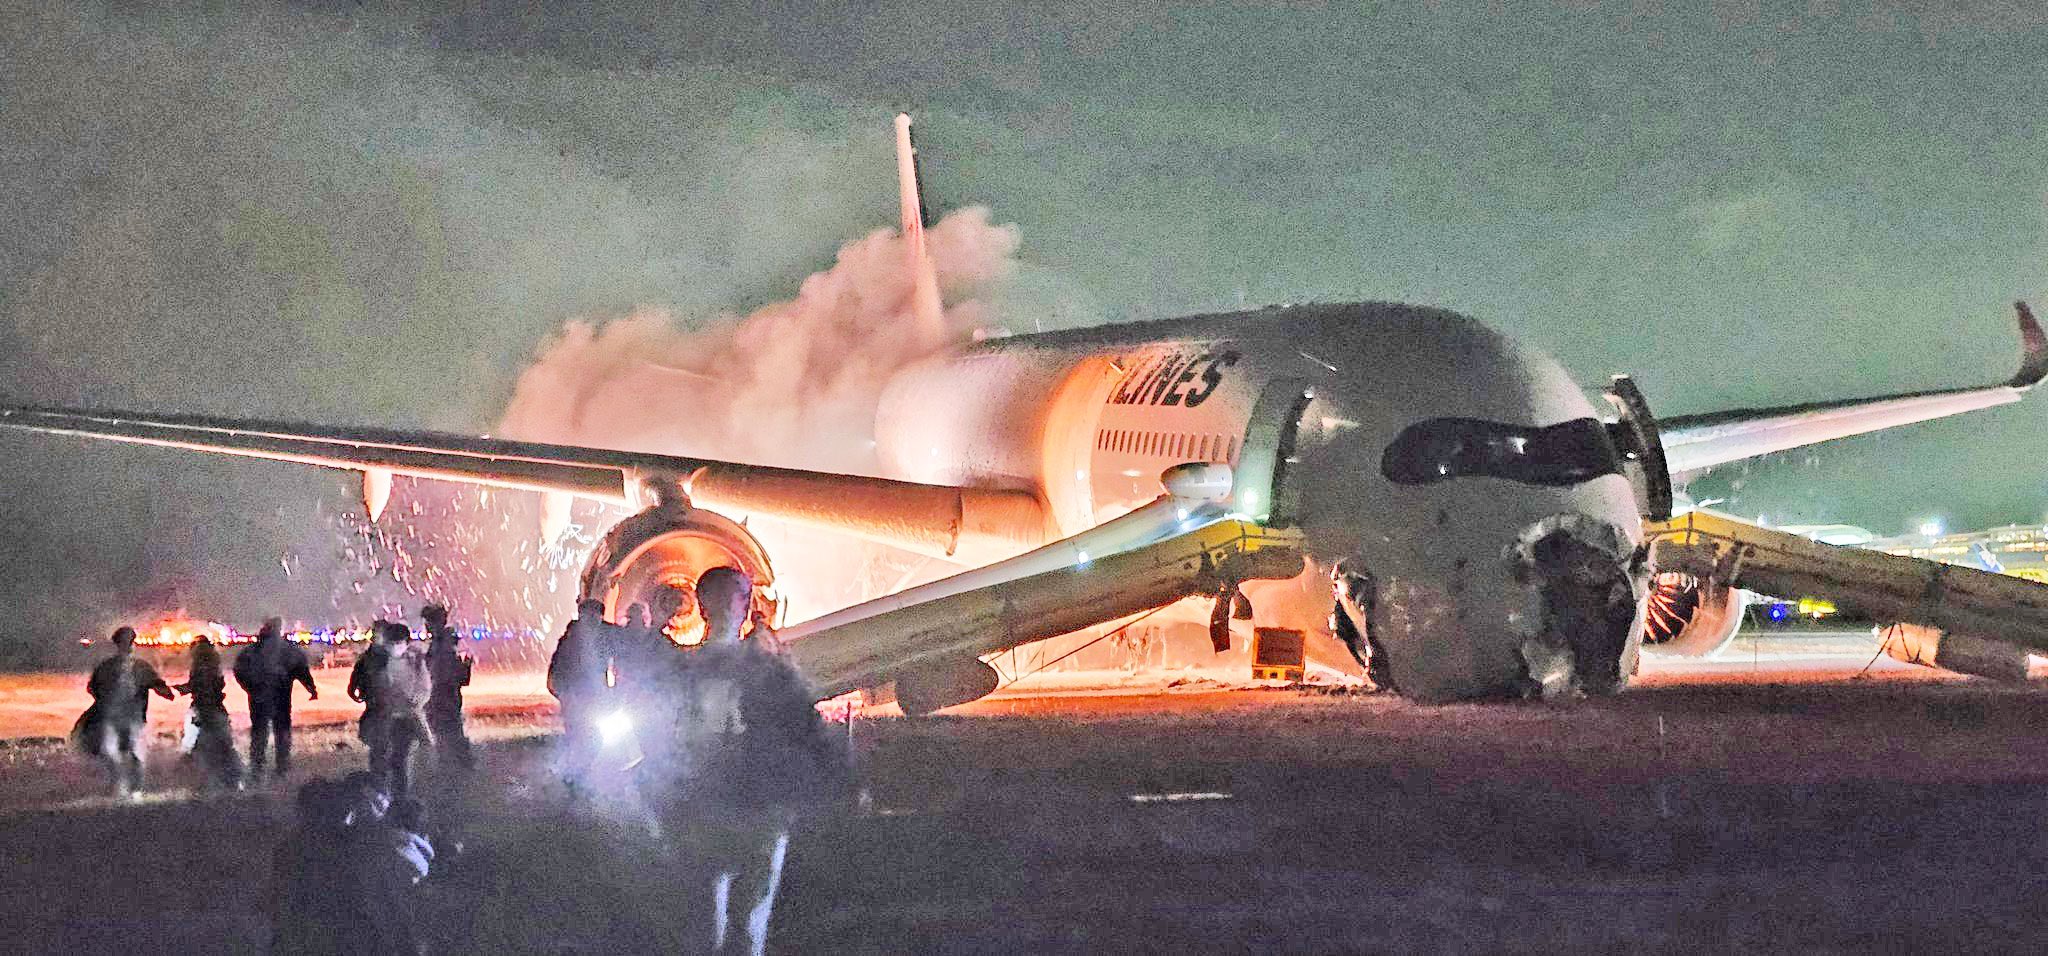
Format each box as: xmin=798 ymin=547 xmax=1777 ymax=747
xmin=234 ymin=617 xmax=317 ymax=780
xmin=548 ymin=598 xmax=612 ymax=799
xmin=420 ymin=604 xmax=475 ymax=770
xmin=77 ymin=626 xmax=174 ymax=799
xmin=176 ymin=635 xmax=244 ymax=790
xmin=615 ymin=586 xmax=685 ymax=714
xmin=351 ymin=622 xmax=433 ymax=797
xmin=651 ymin=567 xmax=851 ymax=956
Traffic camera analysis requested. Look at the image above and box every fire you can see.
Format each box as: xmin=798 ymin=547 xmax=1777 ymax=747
xmin=133 ymin=614 xmax=235 ymax=648
xmin=117 ymin=613 xmax=544 ymax=647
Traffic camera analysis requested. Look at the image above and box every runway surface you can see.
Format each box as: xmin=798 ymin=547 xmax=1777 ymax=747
xmin=5 ymin=668 xmax=2048 ymax=952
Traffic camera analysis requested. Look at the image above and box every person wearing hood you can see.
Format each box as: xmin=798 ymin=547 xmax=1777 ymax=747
xmin=77 ymin=625 xmax=174 ymax=799
xmin=233 ymin=618 xmax=318 ymax=780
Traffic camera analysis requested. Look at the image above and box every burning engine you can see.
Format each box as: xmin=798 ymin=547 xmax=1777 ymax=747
xmin=579 ymin=490 xmax=781 ymax=638
xmin=1641 ymin=571 xmax=1748 ymax=657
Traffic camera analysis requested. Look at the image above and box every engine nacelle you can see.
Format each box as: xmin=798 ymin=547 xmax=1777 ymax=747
xmin=579 ymin=502 xmax=781 ymax=636
xmin=891 ymin=658 xmax=1002 ymax=716
xmin=1642 ymin=571 xmax=1748 ymax=658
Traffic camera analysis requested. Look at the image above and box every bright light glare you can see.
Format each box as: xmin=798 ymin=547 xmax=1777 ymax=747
xmin=1919 ymin=520 xmax=1944 ymax=538
xmin=597 ymin=709 xmax=634 ymax=746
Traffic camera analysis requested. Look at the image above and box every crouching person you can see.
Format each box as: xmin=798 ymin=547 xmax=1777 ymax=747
xmin=270 ymin=774 xmax=429 ymax=955
xmin=646 ymin=567 xmax=853 ymax=956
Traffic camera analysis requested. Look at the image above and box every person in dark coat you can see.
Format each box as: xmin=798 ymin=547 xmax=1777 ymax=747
xmin=648 ymin=567 xmax=851 ymax=956
xmin=547 ymin=599 xmax=613 ymax=799
xmin=233 ymin=618 xmax=318 ymax=780
xmin=78 ymin=626 xmax=174 ymax=798
xmin=175 ymin=635 xmax=244 ymax=790
xmin=420 ymin=604 xmax=475 ymax=770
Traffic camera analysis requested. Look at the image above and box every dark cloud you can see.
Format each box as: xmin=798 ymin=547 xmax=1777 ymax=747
xmin=4 ymin=1 xmax=2046 ymax=662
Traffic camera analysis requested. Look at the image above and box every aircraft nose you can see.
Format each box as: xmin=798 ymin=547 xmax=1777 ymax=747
xmin=1332 ymin=510 xmax=1647 ymax=701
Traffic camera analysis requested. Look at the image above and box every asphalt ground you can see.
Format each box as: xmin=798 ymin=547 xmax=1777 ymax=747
xmin=4 ymin=671 xmax=2048 ymax=954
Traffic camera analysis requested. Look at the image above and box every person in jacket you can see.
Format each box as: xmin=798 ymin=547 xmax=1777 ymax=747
xmin=420 ymin=604 xmax=475 ymax=770
xmin=233 ymin=618 xmax=318 ymax=780
xmin=650 ymin=567 xmax=852 ymax=956
xmin=78 ymin=626 xmax=174 ymax=798
xmin=176 ymin=635 xmax=244 ymax=790
xmin=547 ymin=599 xmax=614 ymax=799
xmin=350 ymin=622 xmax=433 ymax=798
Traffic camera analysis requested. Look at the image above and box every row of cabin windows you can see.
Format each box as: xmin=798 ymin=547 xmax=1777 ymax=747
xmin=1096 ymin=428 xmax=1238 ymax=463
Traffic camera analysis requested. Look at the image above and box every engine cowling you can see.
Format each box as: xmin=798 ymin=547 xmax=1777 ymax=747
xmin=579 ymin=502 xmax=781 ymax=636
xmin=1641 ymin=571 xmax=1747 ymax=657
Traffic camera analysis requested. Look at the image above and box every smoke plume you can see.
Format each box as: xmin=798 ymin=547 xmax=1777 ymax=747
xmin=498 ymin=207 xmax=1021 ymax=474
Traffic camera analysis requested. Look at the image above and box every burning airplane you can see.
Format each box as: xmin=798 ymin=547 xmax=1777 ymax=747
xmin=4 ymin=116 xmax=2043 ymax=709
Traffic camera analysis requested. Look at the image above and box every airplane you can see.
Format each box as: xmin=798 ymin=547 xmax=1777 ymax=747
xmin=4 ymin=115 xmax=2044 ymax=709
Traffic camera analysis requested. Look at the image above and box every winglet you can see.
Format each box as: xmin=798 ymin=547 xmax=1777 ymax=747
xmin=2009 ymin=300 xmax=2047 ymax=389
xmin=895 ymin=113 xmax=945 ymax=336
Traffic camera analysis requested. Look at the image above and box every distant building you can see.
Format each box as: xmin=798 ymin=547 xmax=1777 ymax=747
xmin=1865 ymin=524 xmax=2048 ymax=584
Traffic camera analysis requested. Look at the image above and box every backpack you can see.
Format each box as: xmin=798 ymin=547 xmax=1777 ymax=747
xmin=377 ymin=645 xmax=432 ymax=715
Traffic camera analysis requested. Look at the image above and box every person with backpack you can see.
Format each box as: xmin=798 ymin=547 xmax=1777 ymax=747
xmin=175 ymin=635 xmax=244 ymax=791
xmin=350 ymin=622 xmax=434 ymax=798
xmin=75 ymin=625 xmax=175 ymax=799
xmin=233 ymin=618 xmax=318 ymax=780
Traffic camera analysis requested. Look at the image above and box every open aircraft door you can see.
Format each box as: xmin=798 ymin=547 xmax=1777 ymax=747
xmin=1603 ymin=374 xmax=1673 ymax=524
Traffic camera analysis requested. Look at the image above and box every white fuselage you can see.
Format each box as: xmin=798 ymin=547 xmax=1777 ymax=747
xmin=869 ymin=303 xmax=1649 ymax=701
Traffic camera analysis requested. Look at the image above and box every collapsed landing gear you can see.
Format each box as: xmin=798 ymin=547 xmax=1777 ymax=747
xmin=1331 ymin=564 xmax=1392 ymax=693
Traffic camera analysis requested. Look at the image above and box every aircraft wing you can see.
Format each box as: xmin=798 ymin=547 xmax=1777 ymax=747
xmin=1657 ymin=302 xmax=2047 ymax=475
xmin=779 ymin=494 xmax=1306 ymax=698
xmin=0 ymin=404 xmax=1048 ymax=559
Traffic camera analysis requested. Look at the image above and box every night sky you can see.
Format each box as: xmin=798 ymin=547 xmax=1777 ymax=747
xmin=3 ymin=2 xmax=2045 ymax=663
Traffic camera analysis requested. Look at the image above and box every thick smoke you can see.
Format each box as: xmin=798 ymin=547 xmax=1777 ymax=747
xmin=499 ymin=208 xmax=1020 ymax=474
xmin=495 ymin=209 xmax=1024 ymax=624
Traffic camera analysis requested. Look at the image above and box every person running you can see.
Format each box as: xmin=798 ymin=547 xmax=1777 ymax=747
xmin=233 ymin=618 xmax=318 ymax=780
xmin=76 ymin=626 xmax=174 ymax=799
xmin=420 ymin=605 xmax=475 ymax=770
xmin=176 ymin=635 xmax=244 ymax=790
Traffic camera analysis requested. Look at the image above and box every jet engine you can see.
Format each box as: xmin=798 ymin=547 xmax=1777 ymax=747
xmin=1640 ymin=571 xmax=1747 ymax=657
xmin=579 ymin=500 xmax=781 ymax=635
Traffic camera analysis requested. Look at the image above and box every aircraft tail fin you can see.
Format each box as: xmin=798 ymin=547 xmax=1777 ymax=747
xmin=895 ymin=113 xmax=945 ymax=336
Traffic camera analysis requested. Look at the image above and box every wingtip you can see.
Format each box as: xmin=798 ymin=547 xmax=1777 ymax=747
xmin=2010 ymin=300 xmax=2048 ymax=389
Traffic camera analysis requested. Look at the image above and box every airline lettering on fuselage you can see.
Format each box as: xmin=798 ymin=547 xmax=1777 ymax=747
xmin=1107 ymin=348 xmax=1241 ymax=407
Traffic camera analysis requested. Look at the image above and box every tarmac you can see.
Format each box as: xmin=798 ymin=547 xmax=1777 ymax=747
xmin=4 ymin=651 xmax=2048 ymax=952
